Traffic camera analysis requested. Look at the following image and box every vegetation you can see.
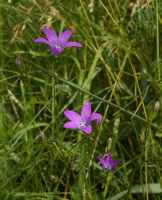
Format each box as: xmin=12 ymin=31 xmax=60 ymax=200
xmin=1 ymin=0 xmax=162 ymax=199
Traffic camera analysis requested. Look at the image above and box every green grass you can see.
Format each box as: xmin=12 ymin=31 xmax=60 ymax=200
xmin=1 ymin=0 xmax=162 ymax=199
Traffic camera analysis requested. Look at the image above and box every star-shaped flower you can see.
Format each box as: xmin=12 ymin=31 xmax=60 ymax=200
xmin=98 ymin=152 xmax=120 ymax=171
xmin=63 ymin=102 xmax=102 ymax=134
xmin=34 ymin=28 xmax=82 ymax=57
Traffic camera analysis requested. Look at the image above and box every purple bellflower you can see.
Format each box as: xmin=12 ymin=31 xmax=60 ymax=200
xmin=34 ymin=28 xmax=82 ymax=57
xmin=63 ymin=102 xmax=102 ymax=134
xmin=98 ymin=152 xmax=120 ymax=171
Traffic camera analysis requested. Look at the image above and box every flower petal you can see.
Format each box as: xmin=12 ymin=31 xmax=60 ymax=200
xmin=63 ymin=122 xmax=79 ymax=129
xmin=50 ymin=47 xmax=63 ymax=57
xmin=89 ymin=113 xmax=102 ymax=122
xmin=57 ymin=30 xmax=73 ymax=47
xmin=105 ymin=152 xmax=112 ymax=163
xmin=98 ymin=156 xmax=107 ymax=168
xmin=81 ymin=102 xmax=91 ymax=121
xmin=43 ymin=28 xmax=57 ymax=48
xmin=82 ymin=125 xmax=92 ymax=134
xmin=64 ymin=42 xmax=83 ymax=48
xmin=64 ymin=110 xmax=81 ymax=124
xmin=50 ymin=47 xmax=56 ymax=56
xmin=112 ymin=160 xmax=121 ymax=165
xmin=107 ymin=167 xmax=115 ymax=171
xmin=55 ymin=49 xmax=63 ymax=57
xmin=98 ymin=156 xmax=104 ymax=163
xmin=34 ymin=38 xmax=50 ymax=46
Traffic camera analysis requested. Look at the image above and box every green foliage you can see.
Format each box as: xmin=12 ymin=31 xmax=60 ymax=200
xmin=1 ymin=0 xmax=162 ymax=199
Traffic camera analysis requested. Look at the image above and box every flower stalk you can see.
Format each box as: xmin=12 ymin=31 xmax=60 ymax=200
xmin=52 ymin=58 xmax=56 ymax=134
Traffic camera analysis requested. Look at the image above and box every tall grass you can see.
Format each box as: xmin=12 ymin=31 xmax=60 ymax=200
xmin=1 ymin=0 xmax=162 ymax=199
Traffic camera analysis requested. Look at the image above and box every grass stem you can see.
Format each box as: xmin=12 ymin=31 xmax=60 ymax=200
xmin=52 ymin=58 xmax=56 ymax=135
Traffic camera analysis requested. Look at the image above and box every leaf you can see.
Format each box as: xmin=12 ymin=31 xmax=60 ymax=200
xmin=0 ymin=102 xmax=14 ymax=124
xmin=105 ymin=183 xmax=162 ymax=200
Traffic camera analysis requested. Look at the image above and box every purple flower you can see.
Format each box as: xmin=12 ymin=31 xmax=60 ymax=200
xmin=98 ymin=152 xmax=120 ymax=171
xmin=34 ymin=28 xmax=82 ymax=57
xmin=63 ymin=102 xmax=102 ymax=134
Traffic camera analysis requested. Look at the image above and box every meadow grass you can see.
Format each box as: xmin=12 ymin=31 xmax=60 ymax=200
xmin=1 ymin=0 xmax=162 ymax=199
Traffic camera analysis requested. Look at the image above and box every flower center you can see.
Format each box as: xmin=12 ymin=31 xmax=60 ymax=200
xmin=55 ymin=45 xmax=61 ymax=49
xmin=79 ymin=122 xmax=86 ymax=129
xmin=106 ymin=165 xmax=110 ymax=169
xmin=105 ymin=164 xmax=112 ymax=170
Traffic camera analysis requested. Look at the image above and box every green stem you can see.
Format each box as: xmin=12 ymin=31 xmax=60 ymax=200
xmin=145 ymin=129 xmax=149 ymax=200
xmin=52 ymin=58 xmax=56 ymax=134
xmin=148 ymin=123 xmax=162 ymax=188
xmin=156 ymin=0 xmax=160 ymax=80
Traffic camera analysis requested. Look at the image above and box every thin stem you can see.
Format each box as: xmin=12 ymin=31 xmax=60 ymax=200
xmin=149 ymin=122 xmax=162 ymax=188
xmin=86 ymin=133 xmax=100 ymax=179
xmin=145 ymin=129 xmax=149 ymax=200
xmin=156 ymin=0 xmax=160 ymax=80
xmin=52 ymin=58 xmax=56 ymax=134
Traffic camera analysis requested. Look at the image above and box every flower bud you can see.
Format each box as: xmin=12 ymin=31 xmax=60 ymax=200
xmin=16 ymin=57 xmax=22 ymax=69
xmin=154 ymin=101 xmax=160 ymax=112
xmin=50 ymin=175 xmax=55 ymax=181
xmin=39 ymin=131 xmax=45 ymax=140
xmin=107 ymin=138 xmax=112 ymax=151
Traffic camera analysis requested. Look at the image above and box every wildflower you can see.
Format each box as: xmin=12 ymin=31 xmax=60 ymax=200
xmin=98 ymin=152 xmax=120 ymax=171
xmin=34 ymin=28 xmax=82 ymax=57
xmin=63 ymin=102 xmax=102 ymax=134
